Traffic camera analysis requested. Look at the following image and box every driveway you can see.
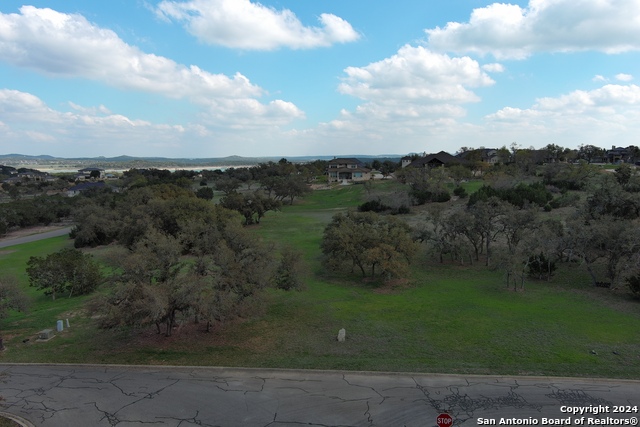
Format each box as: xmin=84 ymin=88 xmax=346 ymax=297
xmin=0 ymin=227 xmax=73 ymax=249
xmin=0 ymin=364 xmax=638 ymax=426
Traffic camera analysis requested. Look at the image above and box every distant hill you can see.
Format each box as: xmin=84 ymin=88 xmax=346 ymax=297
xmin=0 ymin=154 xmax=58 ymax=160
xmin=0 ymin=153 xmax=402 ymax=167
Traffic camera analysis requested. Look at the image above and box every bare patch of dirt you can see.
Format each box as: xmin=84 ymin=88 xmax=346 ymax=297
xmin=130 ymin=320 xmax=231 ymax=350
xmin=108 ymin=315 xmax=278 ymax=358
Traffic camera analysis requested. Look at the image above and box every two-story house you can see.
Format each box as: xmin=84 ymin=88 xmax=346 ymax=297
xmin=327 ymin=158 xmax=371 ymax=183
xmin=75 ymin=167 xmax=106 ymax=181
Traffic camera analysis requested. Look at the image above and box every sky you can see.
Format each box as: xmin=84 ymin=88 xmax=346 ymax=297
xmin=0 ymin=0 xmax=639 ymax=158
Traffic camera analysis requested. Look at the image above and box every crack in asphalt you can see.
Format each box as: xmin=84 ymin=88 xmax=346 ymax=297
xmin=264 ymin=411 xmax=359 ymax=427
xmin=156 ymin=409 xmax=221 ymax=426
xmin=545 ymin=387 xmax=613 ymax=406
xmin=0 ymin=366 xmax=637 ymax=427
xmin=410 ymin=378 xmax=544 ymax=425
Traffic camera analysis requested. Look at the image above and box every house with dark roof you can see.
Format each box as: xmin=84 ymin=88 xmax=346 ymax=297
xmin=76 ymin=167 xmax=106 ymax=181
xmin=456 ymin=148 xmax=499 ymax=164
xmin=326 ymin=158 xmax=371 ymax=183
xmin=67 ymin=181 xmax=108 ymax=197
xmin=606 ymin=146 xmax=636 ymax=164
xmin=407 ymin=151 xmax=463 ymax=168
xmin=400 ymin=155 xmax=415 ymax=168
xmin=2 ymin=169 xmax=57 ymax=184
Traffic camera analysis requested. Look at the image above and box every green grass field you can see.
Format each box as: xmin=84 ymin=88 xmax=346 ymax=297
xmin=1 ymin=180 xmax=640 ymax=379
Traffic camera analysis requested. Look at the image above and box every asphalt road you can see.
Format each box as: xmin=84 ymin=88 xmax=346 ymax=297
xmin=0 ymin=227 xmax=73 ymax=249
xmin=0 ymin=364 xmax=639 ymax=426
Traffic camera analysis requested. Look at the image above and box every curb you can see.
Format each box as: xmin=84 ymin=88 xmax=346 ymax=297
xmin=0 ymin=412 xmax=35 ymax=427
xmin=2 ymin=362 xmax=640 ymax=384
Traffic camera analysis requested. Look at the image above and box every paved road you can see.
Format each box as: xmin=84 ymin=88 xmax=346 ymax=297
xmin=0 ymin=364 xmax=638 ymax=426
xmin=0 ymin=227 xmax=73 ymax=249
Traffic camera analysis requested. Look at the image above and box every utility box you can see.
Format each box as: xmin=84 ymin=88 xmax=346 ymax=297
xmin=38 ymin=329 xmax=54 ymax=340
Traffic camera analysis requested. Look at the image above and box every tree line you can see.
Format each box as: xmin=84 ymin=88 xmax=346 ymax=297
xmin=323 ymin=164 xmax=640 ymax=296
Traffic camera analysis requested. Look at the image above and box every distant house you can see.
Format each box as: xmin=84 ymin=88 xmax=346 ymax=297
xmin=400 ymin=155 xmax=415 ymax=168
xmin=606 ymin=146 xmax=636 ymax=164
xmin=2 ymin=176 xmax=22 ymax=185
xmin=76 ymin=167 xmax=106 ymax=181
xmin=408 ymin=151 xmax=463 ymax=168
xmin=327 ymin=158 xmax=371 ymax=183
xmin=67 ymin=181 xmax=107 ymax=197
xmin=2 ymin=169 xmax=57 ymax=184
xmin=456 ymin=148 xmax=499 ymax=164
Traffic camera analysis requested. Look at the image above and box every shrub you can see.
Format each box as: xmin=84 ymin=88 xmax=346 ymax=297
xmin=453 ymin=186 xmax=467 ymax=198
xmin=395 ymin=205 xmax=411 ymax=215
xmin=468 ymin=183 xmax=552 ymax=208
xmin=527 ymin=252 xmax=557 ymax=280
xmin=358 ymin=199 xmax=390 ymax=213
xmin=195 ymin=187 xmax=214 ymax=200
xmin=412 ymin=189 xmax=450 ymax=205
xmin=627 ymin=274 xmax=640 ymax=298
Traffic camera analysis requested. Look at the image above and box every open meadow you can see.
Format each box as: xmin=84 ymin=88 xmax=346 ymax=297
xmin=1 ymin=180 xmax=640 ymax=379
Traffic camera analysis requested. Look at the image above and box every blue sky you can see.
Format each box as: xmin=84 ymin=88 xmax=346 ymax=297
xmin=0 ymin=0 xmax=639 ymax=158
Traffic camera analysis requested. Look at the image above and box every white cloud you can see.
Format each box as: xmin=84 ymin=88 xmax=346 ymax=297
xmin=0 ymin=6 xmax=264 ymax=100
xmin=199 ymin=98 xmax=305 ymax=129
xmin=296 ymin=82 xmax=640 ymax=156
xmin=155 ymin=0 xmax=360 ymax=50
xmin=483 ymin=84 xmax=640 ymax=147
xmin=0 ymin=89 xmax=182 ymax=155
xmin=482 ymin=63 xmax=505 ymax=73
xmin=333 ymin=45 xmax=493 ymax=136
xmin=426 ymin=0 xmax=640 ymax=59
xmin=593 ymin=75 xmax=608 ymax=82
xmin=0 ymin=89 xmax=305 ymax=157
xmin=288 ymin=46 xmax=495 ymax=155
xmin=0 ymin=6 xmax=305 ymax=135
xmin=616 ymin=73 xmax=634 ymax=81
xmin=338 ymin=45 xmax=494 ymax=103
xmin=68 ymin=102 xmax=112 ymax=115
xmin=0 ymin=6 xmax=263 ymax=98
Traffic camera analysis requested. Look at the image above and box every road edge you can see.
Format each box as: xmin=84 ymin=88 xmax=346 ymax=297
xmin=0 ymin=411 xmax=35 ymax=427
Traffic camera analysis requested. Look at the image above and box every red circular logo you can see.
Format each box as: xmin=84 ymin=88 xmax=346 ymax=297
xmin=437 ymin=413 xmax=453 ymax=427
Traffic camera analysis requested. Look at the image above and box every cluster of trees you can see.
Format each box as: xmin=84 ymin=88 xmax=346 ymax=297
xmin=26 ymin=248 xmax=103 ymax=300
xmin=459 ymin=143 xmax=640 ymax=166
xmin=212 ymin=159 xmax=313 ymax=205
xmin=67 ymin=183 xmax=303 ymax=335
xmin=0 ymin=195 xmax=74 ymax=237
xmin=220 ymin=192 xmax=281 ymax=225
xmin=541 ymin=162 xmax=602 ymax=191
xmin=395 ymin=167 xmax=452 ymax=205
xmin=364 ymin=159 xmax=400 ymax=177
xmin=2 ymin=161 xmax=319 ymax=339
xmin=197 ymin=159 xmax=326 ymax=190
xmin=321 ymin=211 xmax=417 ymax=279
xmin=468 ymin=182 xmax=553 ymax=209
xmin=121 ymin=168 xmax=198 ymax=190
xmin=416 ymin=170 xmax=640 ymax=290
xmin=0 ymin=174 xmax=70 ymax=202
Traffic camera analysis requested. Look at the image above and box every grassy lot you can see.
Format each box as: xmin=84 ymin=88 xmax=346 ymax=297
xmin=1 ymin=180 xmax=640 ymax=379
